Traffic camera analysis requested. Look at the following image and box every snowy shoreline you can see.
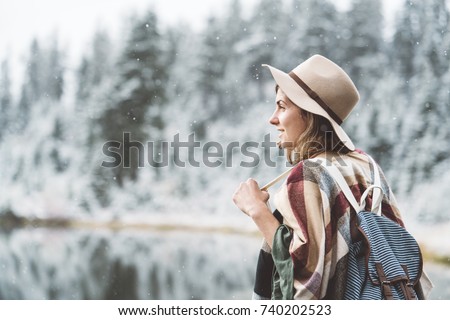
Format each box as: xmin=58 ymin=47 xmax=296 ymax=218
xmin=2 ymin=209 xmax=449 ymax=264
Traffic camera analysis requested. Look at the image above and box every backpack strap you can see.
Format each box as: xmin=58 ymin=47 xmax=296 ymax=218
xmin=367 ymin=155 xmax=382 ymax=216
xmin=310 ymin=156 xmax=384 ymax=215
xmin=309 ymin=158 xmax=360 ymax=213
xmin=359 ymin=185 xmax=383 ymax=216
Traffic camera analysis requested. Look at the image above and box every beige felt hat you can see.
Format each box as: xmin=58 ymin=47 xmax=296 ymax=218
xmin=263 ymin=54 xmax=360 ymax=151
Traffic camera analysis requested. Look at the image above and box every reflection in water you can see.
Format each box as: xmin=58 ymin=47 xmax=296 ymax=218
xmin=1 ymin=227 xmax=448 ymax=300
xmin=0 ymin=227 xmax=262 ymax=299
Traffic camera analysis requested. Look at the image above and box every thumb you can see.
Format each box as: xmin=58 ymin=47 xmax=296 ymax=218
xmin=261 ymin=190 xmax=270 ymax=202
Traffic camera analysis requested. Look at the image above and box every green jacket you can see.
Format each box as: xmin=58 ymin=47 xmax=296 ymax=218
xmin=271 ymin=224 xmax=294 ymax=299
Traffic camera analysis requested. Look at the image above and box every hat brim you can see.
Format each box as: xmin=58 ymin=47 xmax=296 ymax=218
xmin=262 ymin=64 xmax=355 ymax=151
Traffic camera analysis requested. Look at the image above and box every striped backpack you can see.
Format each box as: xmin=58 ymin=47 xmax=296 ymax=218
xmin=314 ymin=156 xmax=424 ymax=300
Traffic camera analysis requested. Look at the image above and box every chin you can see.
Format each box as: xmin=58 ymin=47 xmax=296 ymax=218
xmin=279 ymin=141 xmax=295 ymax=150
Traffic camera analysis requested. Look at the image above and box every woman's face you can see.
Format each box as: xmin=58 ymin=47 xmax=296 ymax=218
xmin=269 ymin=88 xmax=307 ymax=150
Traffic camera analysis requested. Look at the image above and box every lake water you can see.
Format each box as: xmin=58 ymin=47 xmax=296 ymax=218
xmin=0 ymin=227 xmax=261 ymax=299
xmin=0 ymin=227 xmax=447 ymax=300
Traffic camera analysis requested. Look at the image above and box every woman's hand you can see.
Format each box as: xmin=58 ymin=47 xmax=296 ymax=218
xmin=232 ymin=178 xmax=270 ymax=218
xmin=232 ymin=178 xmax=280 ymax=248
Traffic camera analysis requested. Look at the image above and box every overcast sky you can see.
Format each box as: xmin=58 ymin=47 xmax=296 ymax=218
xmin=0 ymin=0 xmax=228 ymax=62
xmin=0 ymin=0 xmax=404 ymax=92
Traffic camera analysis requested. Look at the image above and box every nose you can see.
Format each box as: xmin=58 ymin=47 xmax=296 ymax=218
xmin=269 ymin=111 xmax=279 ymax=125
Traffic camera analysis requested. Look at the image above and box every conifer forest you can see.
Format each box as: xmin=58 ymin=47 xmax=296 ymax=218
xmin=0 ymin=0 xmax=449 ymax=299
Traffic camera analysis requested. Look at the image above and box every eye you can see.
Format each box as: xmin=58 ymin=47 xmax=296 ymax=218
xmin=276 ymin=99 xmax=288 ymax=111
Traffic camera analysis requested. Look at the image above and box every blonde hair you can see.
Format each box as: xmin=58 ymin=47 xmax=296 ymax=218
xmin=275 ymin=85 xmax=350 ymax=164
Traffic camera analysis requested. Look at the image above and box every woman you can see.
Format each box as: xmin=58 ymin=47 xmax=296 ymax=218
xmin=232 ymin=55 xmax=432 ymax=299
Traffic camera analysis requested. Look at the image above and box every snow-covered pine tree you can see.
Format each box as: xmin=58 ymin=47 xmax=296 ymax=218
xmin=193 ymin=16 xmax=228 ymax=139
xmin=98 ymin=10 xmax=168 ymax=185
xmin=246 ymin=0 xmax=284 ymax=99
xmin=44 ymin=37 xmax=64 ymax=101
xmin=76 ymin=29 xmax=113 ymax=103
xmin=16 ymin=39 xmax=44 ymax=131
xmin=283 ymin=0 xmax=341 ymax=66
xmin=393 ymin=0 xmax=450 ymax=196
xmin=0 ymin=59 xmax=12 ymax=140
xmin=343 ymin=0 xmax=385 ymax=90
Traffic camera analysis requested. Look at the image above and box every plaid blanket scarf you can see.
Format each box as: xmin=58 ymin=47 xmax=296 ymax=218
xmin=252 ymin=149 xmax=432 ymax=300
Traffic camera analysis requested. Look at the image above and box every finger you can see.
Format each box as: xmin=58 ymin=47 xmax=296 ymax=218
xmin=246 ymin=178 xmax=259 ymax=188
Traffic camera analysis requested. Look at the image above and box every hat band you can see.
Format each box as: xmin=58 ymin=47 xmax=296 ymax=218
xmin=288 ymin=71 xmax=343 ymax=125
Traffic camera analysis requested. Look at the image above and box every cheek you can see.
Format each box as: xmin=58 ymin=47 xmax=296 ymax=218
xmin=296 ymin=115 xmax=307 ymax=134
xmin=285 ymin=112 xmax=306 ymax=138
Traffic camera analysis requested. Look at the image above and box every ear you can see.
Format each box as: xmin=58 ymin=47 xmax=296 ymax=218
xmin=300 ymin=108 xmax=308 ymax=119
